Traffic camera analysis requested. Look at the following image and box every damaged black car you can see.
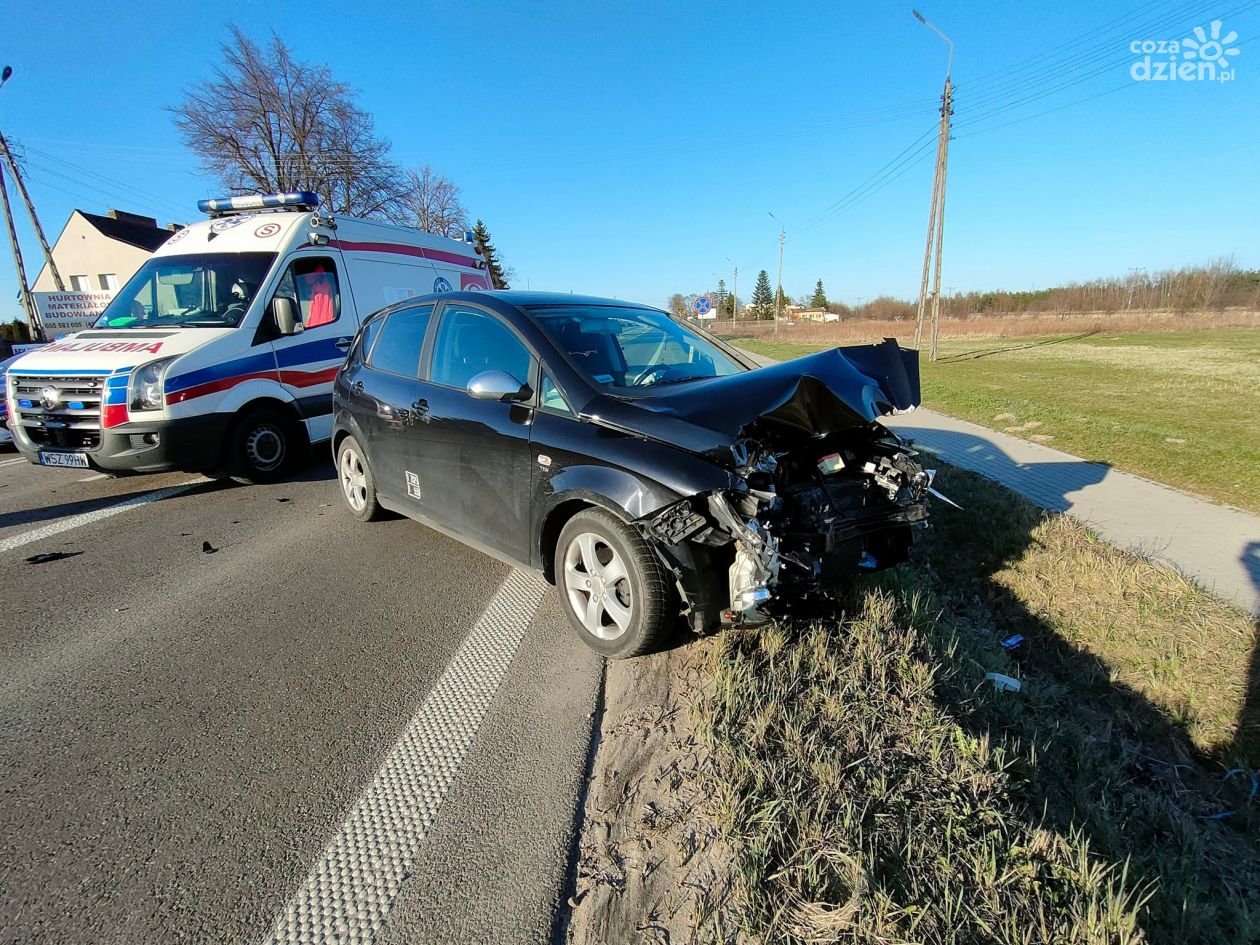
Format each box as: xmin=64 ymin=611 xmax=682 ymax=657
xmin=332 ymin=292 xmax=935 ymax=657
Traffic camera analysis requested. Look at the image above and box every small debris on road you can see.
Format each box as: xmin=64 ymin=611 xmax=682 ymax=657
xmin=202 ymin=541 xmax=218 ymax=554
xmin=25 ymin=551 xmax=83 ymax=565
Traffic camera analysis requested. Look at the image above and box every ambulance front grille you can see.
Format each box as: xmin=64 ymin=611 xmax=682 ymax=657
xmin=10 ymin=374 xmax=105 ymax=450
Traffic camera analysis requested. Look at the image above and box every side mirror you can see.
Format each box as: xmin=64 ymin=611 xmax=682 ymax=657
xmin=467 ymin=370 xmax=529 ymax=402
xmin=273 ymin=297 xmax=302 ymax=336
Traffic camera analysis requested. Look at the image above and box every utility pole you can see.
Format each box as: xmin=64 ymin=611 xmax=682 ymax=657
xmin=0 ymin=130 xmax=64 ymax=292
xmin=912 ymin=11 xmax=954 ymax=361
xmin=769 ymin=211 xmax=785 ymax=334
xmin=0 ymin=165 xmax=39 ymax=339
xmin=0 ymin=65 xmax=59 ymax=341
xmin=726 ymin=257 xmax=737 ymax=326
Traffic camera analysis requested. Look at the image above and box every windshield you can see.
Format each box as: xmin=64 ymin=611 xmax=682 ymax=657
xmin=93 ymin=252 xmax=276 ymax=329
xmin=530 ymin=305 xmax=745 ymax=390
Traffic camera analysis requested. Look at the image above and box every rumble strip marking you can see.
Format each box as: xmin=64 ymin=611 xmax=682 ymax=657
xmin=0 ymin=477 xmax=212 ymax=555
xmin=260 ymin=570 xmax=549 ymax=945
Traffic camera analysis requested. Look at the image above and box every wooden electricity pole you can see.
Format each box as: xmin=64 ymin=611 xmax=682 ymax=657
xmin=914 ymin=78 xmax=953 ymax=360
xmin=912 ymin=10 xmax=954 ymax=362
xmin=0 ymin=130 xmax=64 ymax=292
xmin=0 ymin=165 xmax=41 ymax=339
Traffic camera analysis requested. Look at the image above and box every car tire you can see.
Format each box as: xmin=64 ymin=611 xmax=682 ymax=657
xmin=555 ymin=507 xmax=676 ymax=658
xmin=229 ymin=406 xmax=297 ymax=484
xmin=336 ymin=435 xmax=385 ymax=522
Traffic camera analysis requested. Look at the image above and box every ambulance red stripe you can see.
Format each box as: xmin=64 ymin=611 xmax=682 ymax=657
xmin=166 ymin=366 xmax=340 ymax=406
xmin=332 ymin=240 xmax=480 ymax=269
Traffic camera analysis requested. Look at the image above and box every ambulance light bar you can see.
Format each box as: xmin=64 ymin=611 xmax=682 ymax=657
xmin=197 ymin=192 xmax=320 ymax=215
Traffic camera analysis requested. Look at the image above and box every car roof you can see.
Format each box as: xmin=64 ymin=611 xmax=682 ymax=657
xmin=364 ymin=290 xmax=663 ymax=322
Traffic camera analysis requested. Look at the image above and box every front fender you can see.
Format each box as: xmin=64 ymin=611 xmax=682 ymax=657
xmin=544 ymin=464 xmax=683 ymax=521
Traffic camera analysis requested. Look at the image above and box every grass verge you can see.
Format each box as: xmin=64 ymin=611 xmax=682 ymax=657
xmin=737 ymin=330 xmax=1260 ymax=512
xmin=700 ymin=465 xmax=1259 ymax=944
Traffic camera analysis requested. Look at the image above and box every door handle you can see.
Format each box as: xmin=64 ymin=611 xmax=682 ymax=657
xmin=411 ymin=398 xmax=429 ymax=415
xmin=335 ymin=336 xmax=353 ymax=351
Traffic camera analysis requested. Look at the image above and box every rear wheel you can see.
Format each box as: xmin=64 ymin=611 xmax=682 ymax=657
xmin=229 ymin=407 xmax=297 ymax=484
xmin=337 ymin=435 xmax=384 ymax=521
xmin=555 ymin=507 xmax=675 ymax=658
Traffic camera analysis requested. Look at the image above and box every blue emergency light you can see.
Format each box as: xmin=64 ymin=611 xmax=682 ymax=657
xmin=197 ymin=191 xmax=320 ymax=214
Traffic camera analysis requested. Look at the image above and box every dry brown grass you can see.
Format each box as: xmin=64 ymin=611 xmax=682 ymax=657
xmin=701 ymin=465 xmax=1260 ymax=944
xmin=708 ymin=308 xmax=1260 ymax=345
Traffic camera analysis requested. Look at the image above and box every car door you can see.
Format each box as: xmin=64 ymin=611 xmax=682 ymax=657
xmin=350 ymin=304 xmax=435 ymax=504
xmin=266 ymin=252 xmax=357 ymax=443
xmin=412 ymin=303 xmax=536 ymax=563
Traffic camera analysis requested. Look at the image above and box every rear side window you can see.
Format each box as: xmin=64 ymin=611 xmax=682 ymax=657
xmin=368 ymin=305 xmax=434 ymax=378
xmin=431 ymin=307 xmax=531 ymax=390
xmin=353 ymin=317 xmax=383 ymax=363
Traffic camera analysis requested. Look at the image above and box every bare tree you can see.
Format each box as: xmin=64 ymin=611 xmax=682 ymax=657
xmin=171 ymin=27 xmax=406 ymax=219
xmin=398 ymin=165 xmax=468 ymax=237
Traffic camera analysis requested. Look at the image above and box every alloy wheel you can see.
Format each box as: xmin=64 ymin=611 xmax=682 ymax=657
xmin=563 ymin=532 xmax=633 ymax=640
xmin=340 ymin=445 xmax=368 ymax=512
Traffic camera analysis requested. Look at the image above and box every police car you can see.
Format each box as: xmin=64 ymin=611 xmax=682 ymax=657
xmin=5 ymin=192 xmax=492 ymax=480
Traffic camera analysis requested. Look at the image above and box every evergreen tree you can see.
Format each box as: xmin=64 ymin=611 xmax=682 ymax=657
xmin=775 ymin=286 xmax=790 ymax=313
xmin=471 ymin=219 xmax=509 ymax=289
xmin=811 ymin=279 xmax=828 ymax=308
xmin=751 ymin=269 xmax=774 ymax=319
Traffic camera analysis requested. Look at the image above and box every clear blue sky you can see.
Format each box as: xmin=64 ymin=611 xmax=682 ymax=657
xmin=1 ymin=0 xmax=1257 ymax=315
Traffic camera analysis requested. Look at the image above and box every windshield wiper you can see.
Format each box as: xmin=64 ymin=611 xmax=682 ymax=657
xmin=651 ymin=374 xmax=712 ymax=386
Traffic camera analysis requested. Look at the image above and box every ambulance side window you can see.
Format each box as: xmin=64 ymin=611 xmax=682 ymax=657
xmin=271 ymin=257 xmax=341 ymax=330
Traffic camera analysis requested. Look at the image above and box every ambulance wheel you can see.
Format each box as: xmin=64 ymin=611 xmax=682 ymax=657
xmin=229 ymin=406 xmax=296 ymax=484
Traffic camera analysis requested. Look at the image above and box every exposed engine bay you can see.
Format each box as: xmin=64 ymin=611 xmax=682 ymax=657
xmin=625 ymin=339 xmax=944 ymax=628
xmin=644 ymin=424 xmax=933 ymax=626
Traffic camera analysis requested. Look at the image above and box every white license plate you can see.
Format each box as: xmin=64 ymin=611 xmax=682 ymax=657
xmin=38 ymin=450 xmax=90 ymax=468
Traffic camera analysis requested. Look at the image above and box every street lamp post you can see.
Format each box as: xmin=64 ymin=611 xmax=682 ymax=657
xmin=769 ymin=211 xmax=785 ymax=333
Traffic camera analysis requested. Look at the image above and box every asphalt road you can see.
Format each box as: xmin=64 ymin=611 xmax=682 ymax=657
xmin=0 ymin=450 xmax=602 ymax=945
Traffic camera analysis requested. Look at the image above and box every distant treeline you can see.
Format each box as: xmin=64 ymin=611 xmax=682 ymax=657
xmin=831 ymin=259 xmax=1259 ymax=320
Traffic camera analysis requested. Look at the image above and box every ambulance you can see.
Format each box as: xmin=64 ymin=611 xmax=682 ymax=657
xmin=6 ymin=192 xmax=492 ymax=480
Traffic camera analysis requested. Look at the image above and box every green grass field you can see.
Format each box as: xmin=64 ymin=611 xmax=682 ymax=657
xmin=739 ymin=329 xmax=1260 ymax=513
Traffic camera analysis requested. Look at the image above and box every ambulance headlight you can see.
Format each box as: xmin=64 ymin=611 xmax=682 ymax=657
xmin=130 ymin=357 xmax=177 ymax=411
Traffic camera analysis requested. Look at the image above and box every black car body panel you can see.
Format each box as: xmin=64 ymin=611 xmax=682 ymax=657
xmin=578 ymin=339 xmax=920 ymax=462
xmin=333 ymin=291 xmax=932 ymax=631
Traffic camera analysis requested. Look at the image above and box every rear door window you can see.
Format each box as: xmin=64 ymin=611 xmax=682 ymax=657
xmin=367 ymin=305 xmax=435 ymax=378
xmin=430 ymin=307 xmax=532 ymax=390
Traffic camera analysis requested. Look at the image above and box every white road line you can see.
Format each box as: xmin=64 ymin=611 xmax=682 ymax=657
xmin=261 ymin=570 xmax=550 ymax=945
xmin=78 ymin=472 xmax=111 ymax=482
xmin=0 ymin=476 xmax=211 ymax=555
xmin=0 ymin=457 xmax=26 ymax=468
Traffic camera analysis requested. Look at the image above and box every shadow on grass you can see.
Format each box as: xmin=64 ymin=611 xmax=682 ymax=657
xmin=933 ymin=329 xmax=1099 ymax=363
xmin=1236 ymin=541 xmax=1260 ymax=768
xmin=900 ymin=456 xmax=1259 ymax=942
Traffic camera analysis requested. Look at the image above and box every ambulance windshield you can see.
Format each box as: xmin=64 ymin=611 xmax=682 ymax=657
xmin=93 ymin=252 xmax=276 ymax=329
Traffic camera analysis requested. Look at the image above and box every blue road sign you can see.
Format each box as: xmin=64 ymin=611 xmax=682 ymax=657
xmin=693 ymin=296 xmax=713 ymax=315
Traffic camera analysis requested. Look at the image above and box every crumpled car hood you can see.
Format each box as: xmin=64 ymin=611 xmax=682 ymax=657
xmin=579 ymin=338 xmax=920 ymax=463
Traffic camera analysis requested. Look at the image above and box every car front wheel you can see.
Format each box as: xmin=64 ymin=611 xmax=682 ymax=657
xmin=555 ymin=507 xmax=675 ymax=658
